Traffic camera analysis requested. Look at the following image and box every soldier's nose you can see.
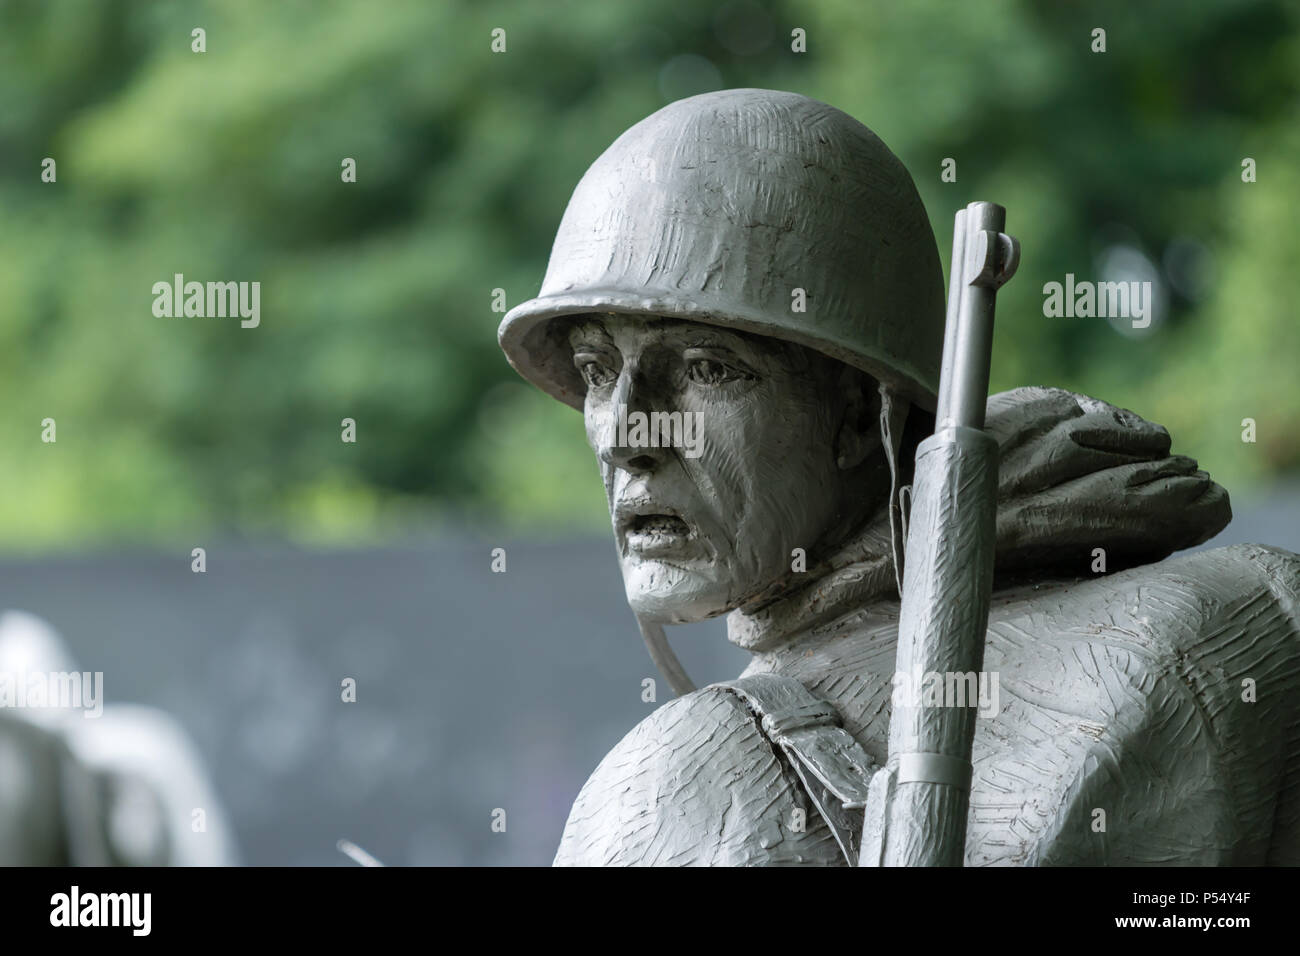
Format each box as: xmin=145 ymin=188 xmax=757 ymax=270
xmin=595 ymin=367 xmax=668 ymax=475
xmin=596 ymin=404 xmax=668 ymax=474
xmin=599 ymin=441 xmax=663 ymax=476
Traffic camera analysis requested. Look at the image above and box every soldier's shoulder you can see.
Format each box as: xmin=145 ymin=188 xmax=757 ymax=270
xmin=1166 ymin=542 xmax=1300 ymax=602
xmin=966 ymin=546 xmax=1297 ymax=864
xmin=974 ymin=542 xmax=1300 ymax=864
xmin=553 ymin=684 xmax=840 ymax=866
xmin=998 ymin=541 xmax=1300 ymax=651
xmin=1106 ymin=541 xmax=1300 ymax=638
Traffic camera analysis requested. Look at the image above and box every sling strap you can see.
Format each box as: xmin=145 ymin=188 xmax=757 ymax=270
xmin=715 ymin=673 xmax=878 ymax=865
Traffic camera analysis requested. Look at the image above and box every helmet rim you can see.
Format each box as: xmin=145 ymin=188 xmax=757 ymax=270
xmin=498 ymin=286 xmax=941 ymax=412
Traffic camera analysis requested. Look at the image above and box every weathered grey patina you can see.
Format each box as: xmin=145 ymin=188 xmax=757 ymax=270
xmin=499 ymin=89 xmax=1300 ymax=866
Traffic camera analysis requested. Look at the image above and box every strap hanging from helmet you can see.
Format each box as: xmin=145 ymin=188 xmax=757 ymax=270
xmin=636 ymin=614 xmax=696 ymax=696
xmin=878 ymin=384 xmax=911 ymax=599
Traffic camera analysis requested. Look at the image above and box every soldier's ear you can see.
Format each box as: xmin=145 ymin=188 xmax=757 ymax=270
xmin=833 ymin=366 xmax=882 ymax=470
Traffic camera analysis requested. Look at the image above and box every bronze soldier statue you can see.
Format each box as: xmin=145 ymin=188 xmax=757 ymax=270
xmin=498 ymin=89 xmax=1300 ymax=866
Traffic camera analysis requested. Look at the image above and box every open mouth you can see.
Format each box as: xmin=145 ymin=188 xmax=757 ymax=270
xmin=622 ymin=509 xmax=698 ymax=559
xmin=628 ymin=514 xmax=691 ymax=537
xmin=615 ymin=492 xmax=705 ymax=561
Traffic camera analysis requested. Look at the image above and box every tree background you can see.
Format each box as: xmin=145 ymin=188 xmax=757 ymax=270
xmin=0 ymin=0 xmax=1295 ymax=552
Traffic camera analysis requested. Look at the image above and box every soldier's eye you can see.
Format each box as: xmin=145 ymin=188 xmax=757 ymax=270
xmin=574 ymin=352 xmax=617 ymax=388
xmin=684 ymin=348 xmax=752 ymax=387
xmin=688 ymin=359 xmax=729 ymax=386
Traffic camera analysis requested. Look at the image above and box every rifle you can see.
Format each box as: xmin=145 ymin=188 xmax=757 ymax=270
xmin=861 ymin=201 xmax=1019 ymax=866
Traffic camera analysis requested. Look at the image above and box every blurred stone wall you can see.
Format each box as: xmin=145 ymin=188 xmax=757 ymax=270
xmin=0 ymin=537 xmax=745 ymax=866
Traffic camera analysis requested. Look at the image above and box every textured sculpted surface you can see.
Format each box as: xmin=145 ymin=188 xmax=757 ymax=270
xmin=557 ymin=542 xmax=1300 ymax=866
xmin=500 ymin=89 xmax=947 ymax=412
xmin=554 ymin=387 xmax=1297 ymax=866
xmin=556 ymin=684 xmax=844 ymax=865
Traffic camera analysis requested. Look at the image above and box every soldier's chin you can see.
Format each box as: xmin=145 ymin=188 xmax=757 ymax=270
xmin=620 ymin=557 xmax=731 ymax=624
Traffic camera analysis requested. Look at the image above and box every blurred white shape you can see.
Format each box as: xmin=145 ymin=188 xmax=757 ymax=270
xmin=1097 ymin=244 xmax=1164 ymax=337
xmin=0 ymin=610 xmax=239 ymax=865
xmin=337 ymin=838 xmax=384 ymax=867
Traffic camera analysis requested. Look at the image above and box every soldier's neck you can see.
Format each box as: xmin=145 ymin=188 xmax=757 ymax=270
xmin=727 ymin=509 xmax=897 ymax=654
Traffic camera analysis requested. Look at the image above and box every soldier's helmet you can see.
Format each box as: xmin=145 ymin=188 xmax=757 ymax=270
xmin=498 ymin=88 xmax=947 ymax=411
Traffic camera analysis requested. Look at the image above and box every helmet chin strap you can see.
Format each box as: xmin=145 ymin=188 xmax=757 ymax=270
xmin=636 ymin=614 xmax=696 ymax=696
xmin=878 ymin=384 xmax=911 ymax=600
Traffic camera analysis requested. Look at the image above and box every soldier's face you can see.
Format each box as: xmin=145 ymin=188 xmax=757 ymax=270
xmin=570 ymin=315 xmax=850 ymax=623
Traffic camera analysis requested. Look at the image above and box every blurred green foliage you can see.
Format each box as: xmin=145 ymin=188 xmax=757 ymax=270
xmin=0 ymin=0 xmax=1295 ymax=550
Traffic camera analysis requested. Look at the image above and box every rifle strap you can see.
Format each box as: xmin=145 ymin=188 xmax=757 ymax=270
xmin=715 ymin=674 xmax=878 ymax=866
